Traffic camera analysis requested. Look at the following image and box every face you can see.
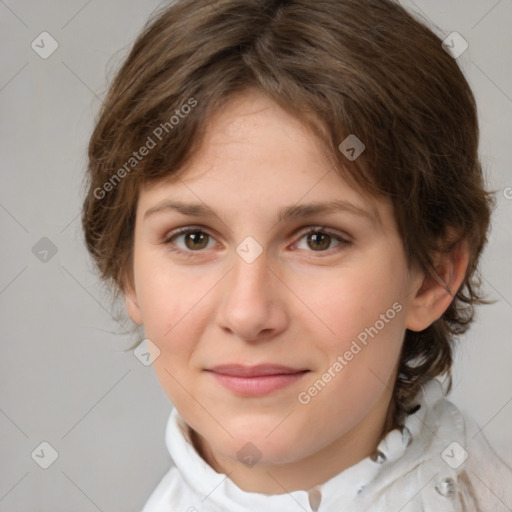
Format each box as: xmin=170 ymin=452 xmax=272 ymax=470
xmin=125 ymin=90 xmax=428 ymax=485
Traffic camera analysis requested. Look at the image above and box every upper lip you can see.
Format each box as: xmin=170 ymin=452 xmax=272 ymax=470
xmin=207 ymin=364 xmax=309 ymax=377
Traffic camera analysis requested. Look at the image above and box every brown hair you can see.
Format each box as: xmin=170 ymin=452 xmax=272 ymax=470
xmin=82 ymin=0 xmax=494 ymax=428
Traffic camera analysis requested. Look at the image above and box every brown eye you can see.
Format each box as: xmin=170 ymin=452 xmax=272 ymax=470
xmin=165 ymin=228 xmax=216 ymax=253
xmin=306 ymin=232 xmax=332 ymax=251
xmin=183 ymin=231 xmax=210 ymax=250
xmin=294 ymin=228 xmax=349 ymax=254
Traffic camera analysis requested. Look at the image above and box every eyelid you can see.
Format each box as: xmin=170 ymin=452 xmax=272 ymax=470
xmin=163 ymin=224 xmax=215 ymax=242
xmin=293 ymin=225 xmax=351 ymax=243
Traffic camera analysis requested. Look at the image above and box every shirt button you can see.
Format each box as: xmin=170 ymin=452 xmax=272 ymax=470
xmin=308 ymin=486 xmax=322 ymax=511
xmin=370 ymin=450 xmax=387 ymax=464
xmin=435 ymin=477 xmax=457 ymax=499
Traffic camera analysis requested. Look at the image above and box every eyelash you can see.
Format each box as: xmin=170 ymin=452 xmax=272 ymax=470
xmin=163 ymin=225 xmax=351 ymax=259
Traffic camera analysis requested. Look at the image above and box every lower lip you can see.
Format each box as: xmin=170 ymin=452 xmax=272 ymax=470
xmin=209 ymin=371 xmax=308 ymax=396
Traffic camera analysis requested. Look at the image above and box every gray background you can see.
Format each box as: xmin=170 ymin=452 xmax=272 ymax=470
xmin=1 ymin=1 xmax=511 ymax=510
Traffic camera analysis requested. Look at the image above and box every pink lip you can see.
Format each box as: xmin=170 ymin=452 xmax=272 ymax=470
xmin=206 ymin=365 xmax=309 ymax=396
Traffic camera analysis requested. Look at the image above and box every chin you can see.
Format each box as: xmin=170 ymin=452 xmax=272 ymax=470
xmin=226 ymin=426 xmax=307 ymax=465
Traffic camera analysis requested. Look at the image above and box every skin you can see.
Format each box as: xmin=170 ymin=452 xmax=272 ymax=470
xmin=124 ymin=89 xmax=469 ymax=494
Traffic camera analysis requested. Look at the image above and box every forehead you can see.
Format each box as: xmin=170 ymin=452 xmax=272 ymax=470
xmin=139 ymin=90 xmax=391 ymax=231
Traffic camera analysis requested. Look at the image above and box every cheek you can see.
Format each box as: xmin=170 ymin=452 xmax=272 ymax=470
xmin=133 ymin=258 xmax=222 ymax=380
xmin=137 ymin=277 xmax=176 ymax=336
xmin=296 ymin=261 xmax=405 ymax=347
xmin=294 ymin=256 xmax=407 ymax=409
xmin=135 ymin=266 xmax=207 ymax=404
xmin=133 ymin=257 xmax=195 ymax=349
xmin=134 ymin=245 xmax=191 ymax=323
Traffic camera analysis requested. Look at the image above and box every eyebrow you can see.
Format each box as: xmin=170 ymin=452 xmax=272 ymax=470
xmin=143 ymin=199 xmax=381 ymax=226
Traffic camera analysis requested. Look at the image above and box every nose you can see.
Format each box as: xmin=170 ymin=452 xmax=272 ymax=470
xmin=215 ymin=249 xmax=289 ymax=343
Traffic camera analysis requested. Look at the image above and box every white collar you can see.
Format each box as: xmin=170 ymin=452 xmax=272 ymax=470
xmin=164 ymin=378 xmax=466 ymax=511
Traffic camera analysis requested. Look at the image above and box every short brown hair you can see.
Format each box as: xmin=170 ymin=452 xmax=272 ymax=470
xmin=82 ymin=0 xmax=494 ymax=428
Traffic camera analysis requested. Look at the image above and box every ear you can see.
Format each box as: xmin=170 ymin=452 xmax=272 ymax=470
xmin=123 ymin=283 xmax=143 ymax=326
xmin=405 ymin=239 xmax=470 ymax=332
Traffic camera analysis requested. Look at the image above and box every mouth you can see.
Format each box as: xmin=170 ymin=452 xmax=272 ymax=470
xmin=205 ymin=364 xmax=310 ymax=396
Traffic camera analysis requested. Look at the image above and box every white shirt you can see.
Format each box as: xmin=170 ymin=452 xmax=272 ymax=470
xmin=142 ymin=379 xmax=512 ymax=511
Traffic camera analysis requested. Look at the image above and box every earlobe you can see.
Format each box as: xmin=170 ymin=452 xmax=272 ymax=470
xmin=124 ymin=286 xmax=143 ymax=326
xmin=405 ymin=240 xmax=469 ymax=332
